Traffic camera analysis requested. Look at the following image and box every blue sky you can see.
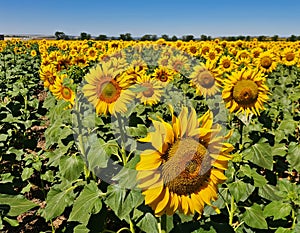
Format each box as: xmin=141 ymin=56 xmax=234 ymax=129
xmin=1 ymin=0 xmax=300 ymax=37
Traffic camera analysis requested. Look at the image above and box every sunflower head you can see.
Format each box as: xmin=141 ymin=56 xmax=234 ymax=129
xmin=222 ymin=68 xmax=269 ymax=116
xmin=136 ymin=106 xmax=234 ymax=216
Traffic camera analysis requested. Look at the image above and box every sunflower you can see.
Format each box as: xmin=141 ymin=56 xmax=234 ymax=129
xmin=86 ymin=47 xmax=98 ymax=61
xmin=71 ymin=53 xmax=89 ymax=68
xmin=153 ymin=66 xmax=176 ymax=84
xmin=136 ymin=106 xmax=234 ymax=216
xmin=50 ymin=73 xmax=75 ymax=105
xmin=203 ymin=48 xmax=221 ymax=62
xmin=82 ymin=62 xmax=134 ymax=115
xmin=30 ymin=50 xmax=37 ymax=57
xmin=135 ymin=75 xmax=164 ymax=106
xmin=168 ymin=54 xmax=190 ymax=73
xmin=255 ymin=51 xmax=278 ymax=73
xmin=217 ymin=55 xmax=237 ymax=73
xmin=39 ymin=64 xmax=57 ymax=89
xmin=222 ymin=68 xmax=269 ymax=116
xmin=189 ymin=61 xmax=222 ymax=97
xmin=281 ymin=47 xmax=298 ymax=66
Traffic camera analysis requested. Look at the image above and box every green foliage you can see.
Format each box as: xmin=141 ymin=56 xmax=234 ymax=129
xmin=0 ymin=40 xmax=299 ymax=232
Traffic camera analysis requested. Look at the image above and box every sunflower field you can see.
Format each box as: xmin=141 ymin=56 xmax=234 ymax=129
xmin=0 ymin=38 xmax=299 ymax=233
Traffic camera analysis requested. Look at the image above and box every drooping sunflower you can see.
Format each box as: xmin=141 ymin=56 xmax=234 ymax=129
xmin=255 ymin=50 xmax=278 ymax=73
xmin=50 ymin=73 xmax=75 ymax=105
xmin=82 ymin=62 xmax=134 ymax=115
xmin=136 ymin=106 xmax=234 ymax=216
xmin=189 ymin=61 xmax=222 ymax=97
xmin=135 ymin=75 xmax=164 ymax=106
xmin=39 ymin=64 xmax=57 ymax=89
xmin=222 ymin=68 xmax=269 ymax=116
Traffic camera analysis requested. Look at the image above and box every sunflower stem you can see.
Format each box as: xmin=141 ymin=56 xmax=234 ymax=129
xmin=238 ymin=118 xmax=244 ymax=150
xmin=74 ymin=100 xmax=90 ymax=180
xmin=159 ymin=214 xmax=167 ymax=233
xmin=291 ymin=208 xmax=297 ymax=229
xmin=117 ymin=113 xmax=127 ymax=166
xmin=129 ymin=218 xmax=135 ymax=233
xmin=229 ymin=195 xmax=235 ymax=226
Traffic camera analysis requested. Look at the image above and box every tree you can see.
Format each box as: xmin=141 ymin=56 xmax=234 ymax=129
xmin=119 ymin=33 xmax=133 ymax=41
xmin=96 ymin=34 xmax=108 ymax=40
xmin=272 ymin=35 xmax=279 ymax=41
xmin=288 ymin=35 xmax=297 ymax=42
xmin=55 ymin=31 xmax=66 ymax=40
xmin=79 ymin=32 xmax=91 ymax=40
xmin=257 ymin=35 xmax=267 ymax=41
xmin=171 ymin=35 xmax=178 ymax=41
xmin=161 ymin=34 xmax=169 ymax=41
xmin=200 ymin=34 xmax=208 ymax=41
xmin=140 ymin=34 xmax=158 ymax=41
xmin=182 ymin=35 xmax=194 ymax=41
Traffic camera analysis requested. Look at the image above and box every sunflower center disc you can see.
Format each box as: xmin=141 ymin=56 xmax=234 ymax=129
xmin=286 ymin=52 xmax=295 ymax=61
xmin=157 ymin=71 xmax=168 ymax=82
xmin=261 ymin=56 xmax=272 ymax=69
xmin=223 ymin=60 xmax=231 ymax=68
xmin=233 ymin=80 xmax=259 ymax=105
xmin=97 ymin=80 xmax=121 ymax=103
xmin=61 ymin=87 xmax=72 ymax=99
xmin=162 ymin=138 xmax=212 ymax=195
xmin=199 ymin=71 xmax=215 ymax=88
xmin=142 ymin=83 xmax=155 ymax=97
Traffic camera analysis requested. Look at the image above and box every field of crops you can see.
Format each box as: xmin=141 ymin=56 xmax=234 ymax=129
xmin=0 ymin=38 xmax=299 ymax=233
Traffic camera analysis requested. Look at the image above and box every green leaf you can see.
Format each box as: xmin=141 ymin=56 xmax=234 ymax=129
xmin=0 ymin=194 xmax=38 ymax=216
xmin=0 ymin=134 xmax=8 ymax=141
xmin=228 ymin=180 xmax=255 ymax=202
xmin=272 ymin=143 xmax=287 ymax=157
xmin=264 ymin=201 xmax=292 ymax=220
xmin=243 ymin=141 xmax=273 ymax=170
xmin=104 ymin=185 xmax=143 ymax=222
xmin=85 ymin=134 xmax=109 ymax=171
xmin=69 ymin=181 xmax=103 ymax=224
xmin=275 ymin=227 xmax=292 ymax=233
xmin=242 ymin=204 xmax=268 ymax=229
xmin=278 ymin=120 xmax=297 ymax=136
xmin=73 ymin=224 xmax=90 ymax=233
xmin=59 ymin=154 xmax=84 ymax=181
xmin=258 ymin=184 xmax=281 ymax=201
xmin=3 ymin=216 xmax=19 ymax=227
xmin=287 ymin=142 xmax=300 ymax=172
xmin=136 ymin=213 xmax=159 ymax=233
xmin=21 ymin=167 xmax=34 ymax=181
xmin=42 ymin=188 xmax=75 ymax=221
xmin=250 ymin=170 xmax=267 ymax=187
xmin=0 ymin=173 xmax=14 ymax=184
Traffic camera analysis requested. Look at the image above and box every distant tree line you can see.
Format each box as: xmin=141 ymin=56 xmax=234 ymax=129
xmin=54 ymin=31 xmax=300 ymax=42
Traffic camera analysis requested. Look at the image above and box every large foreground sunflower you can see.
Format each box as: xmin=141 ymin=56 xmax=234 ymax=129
xmin=136 ymin=106 xmax=234 ymax=216
xmin=222 ymin=68 xmax=269 ymax=116
xmin=82 ymin=62 xmax=134 ymax=115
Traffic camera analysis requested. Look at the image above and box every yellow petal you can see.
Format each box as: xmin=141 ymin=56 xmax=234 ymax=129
xmin=154 ymin=187 xmax=170 ymax=214
xmin=138 ymin=172 xmax=161 ymax=189
xmin=211 ymin=168 xmax=227 ymax=181
xmin=179 ymin=107 xmax=188 ymax=137
xmin=191 ymin=193 xmax=204 ymax=214
xmin=143 ymin=182 xmax=164 ymax=205
xmin=136 ymin=150 xmax=162 ymax=170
